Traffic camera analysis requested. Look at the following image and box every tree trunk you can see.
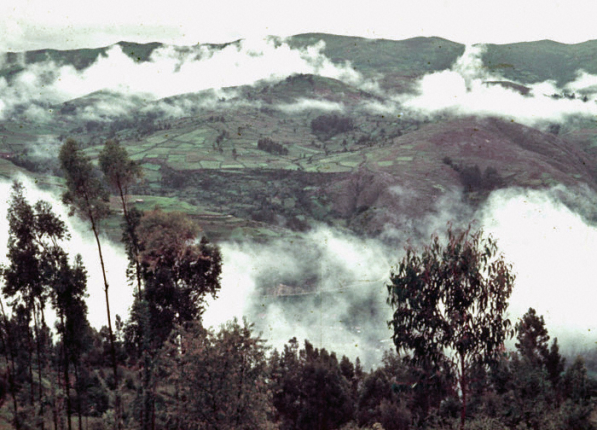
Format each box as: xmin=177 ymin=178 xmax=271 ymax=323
xmin=141 ymin=352 xmax=152 ymax=430
xmin=50 ymin=363 xmax=58 ymax=430
xmin=138 ymin=297 xmax=153 ymax=430
xmin=175 ymin=333 xmax=183 ymax=430
xmin=460 ymin=353 xmax=467 ymax=430
xmin=33 ymin=305 xmax=45 ymax=430
xmin=56 ymin=337 xmax=65 ymax=430
xmin=88 ymin=210 xmax=121 ymax=430
xmin=61 ymin=315 xmax=72 ymax=430
xmin=74 ymin=363 xmax=83 ymax=430
xmin=0 ymin=299 xmax=21 ymax=430
xmin=117 ymin=183 xmax=142 ymax=298
xmin=27 ymin=310 xmax=35 ymax=406
xmin=151 ymin=375 xmax=156 ymax=430
xmin=41 ymin=307 xmax=55 ymax=430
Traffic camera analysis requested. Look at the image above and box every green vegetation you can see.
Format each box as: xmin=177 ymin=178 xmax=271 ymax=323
xmin=257 ymin=137 xmax=289 ymax=155
xmin=287 ymin=34 xmax=466 ymax=80
xmin=311 ymin=114 xmax=355 ymax=140
xmin=3 ymin=94 xmax=588 ymax=239
xmin=60 ymin=138 xmax=123 ymax=428
xmin=387 ymin=226 xmax=515 ymax=429
xmin=442 ymin=157 xmax=504 ymax=201
xmin=482 ymin=40 xmax=597 ymax=86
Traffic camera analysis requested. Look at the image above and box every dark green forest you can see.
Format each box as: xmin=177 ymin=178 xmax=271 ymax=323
xmin=0 ymin=138 xmax=595 ymax=430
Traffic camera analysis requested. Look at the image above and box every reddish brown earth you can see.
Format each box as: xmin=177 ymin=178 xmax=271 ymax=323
xmin=324 ymin=116 xmax=597 ymax=234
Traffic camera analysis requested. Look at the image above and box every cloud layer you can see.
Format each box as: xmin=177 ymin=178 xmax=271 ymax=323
xmin=203 ymin=227 xmax=396 ymax=366
xmin=1 ymin=32 xmax=597 ymax=366
xmin=202 ymin=185 xmax=597 ymax=363
xmin=0 ymin=39 xmax=367 ymax=121
xmin=479 ymin=186 xmax=597 ymax=350
xmin=398 ymin=45 xmax=597 ymax=126
xmin=1 ymin=177 xmax=595 ymax=363
xmin=5 ymin=37 xmax=597 ymax=129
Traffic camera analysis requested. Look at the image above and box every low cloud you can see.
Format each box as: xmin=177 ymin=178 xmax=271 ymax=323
xmin=399 ymin=45 xmax=597 ymax=126
xmin=143 ymin=88 xmax=260 ymax=118
xmin=565 ymin=69 xmax=597 ymax=94
xmin=203 ymin=226 xmax=397 ymax=366
xmin=358 ymin=99 xmax=403 ymax=116
xmin=0 ymin=176 xmax=595 ymax=365
xmin=26 ymin=135 xmax=62 ymax=160
xmin=0 ymin=38 xmax=372 ymax=121
xmin=478 ymin=186 xmax=597 ymax=350
xmin=202 ymin=184 xmax=597 ymax=366
xmin=380 ymin=187 xmax=475 ymax=244
xmin=275 ymin=98 xmax=345 ymax=114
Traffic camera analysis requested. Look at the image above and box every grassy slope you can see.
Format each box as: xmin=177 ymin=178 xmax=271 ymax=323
xmin=288 ymin=33 xmax=465 ymax=74
xmin=482 ymin=39 xmax=597 ymax=85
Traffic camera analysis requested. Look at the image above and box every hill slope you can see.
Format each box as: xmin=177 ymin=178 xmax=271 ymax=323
xmin=2 ymin=34 xmax=597 ymax=241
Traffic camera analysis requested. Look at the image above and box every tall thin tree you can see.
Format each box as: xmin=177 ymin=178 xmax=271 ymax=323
xmin=98 ymin=140 xmax=143 ymax=296
xmin=98 ymin=140 xmax=154 ymax=429
xmin=49 ymin=252 xmax=90 ymax=430
xmin=59 ymin=139 xmax=121 ymax=429
xmin=0 ymin=297 xmax=21 ymax=430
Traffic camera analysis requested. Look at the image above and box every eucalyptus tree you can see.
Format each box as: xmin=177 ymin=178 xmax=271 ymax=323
xmin=135 ymin=208 xmax=223 ymax=346
xmin=59 ymin=138 xmax=121 ymax=428
xmin=387 ymin=225 xmax=515 ymax=430
xmin=160 ymin=319 xmax=273 ymax=430
xmin=0 ymin=300 xmax=25 ymax=429
xmin=98 ymin=139 xmax=153 ymax=429
xmin=99 ymin=139 xmax=143 ymax=295
xmin=125 ymin=208 xmax=222 ymax=430
xmin=2 ymin=181 xmax=70 ymax=429
xmin=50 ymin=251 xmax=91 ymax=430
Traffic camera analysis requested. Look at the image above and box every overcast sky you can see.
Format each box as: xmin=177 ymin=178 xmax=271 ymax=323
xmin=1 ymin=0 xmax=594 ymax=51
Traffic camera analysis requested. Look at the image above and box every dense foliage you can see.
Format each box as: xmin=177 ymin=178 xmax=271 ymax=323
xmin=310 ymin=114 xmax=355 ymax=140
xmin=257 ymin=137 xmax=289 ymax=155
xmin=387 ymin=225 xmax=515 ymax=429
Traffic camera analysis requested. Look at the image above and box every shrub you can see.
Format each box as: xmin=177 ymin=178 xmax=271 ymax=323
xmin=257 ymin=137 xmax=289 ymax=155
xmin=311 ymin=114 xmax=354 ymax=139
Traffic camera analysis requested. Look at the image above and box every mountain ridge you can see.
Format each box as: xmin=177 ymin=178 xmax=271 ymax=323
xmin=4 ymin=33 xmax=597 ymax=87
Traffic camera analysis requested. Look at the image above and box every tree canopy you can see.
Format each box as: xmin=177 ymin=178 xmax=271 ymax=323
xmin=98 ymin=140 xmax=142 ymax=200
xmin=126 ymin=208 xmax=223 ymax=349
xmin=59 ymin=138 xmax=110 ymax=222
xmin=387 ymin=225 xmax=515 ymax=429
